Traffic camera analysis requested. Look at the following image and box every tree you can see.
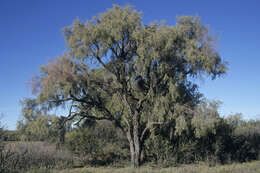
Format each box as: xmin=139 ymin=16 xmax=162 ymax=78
xmin=17 ymin=98 xmax=60 ymax=141
xmin=31 ymin=5 xmax=227 ymax=167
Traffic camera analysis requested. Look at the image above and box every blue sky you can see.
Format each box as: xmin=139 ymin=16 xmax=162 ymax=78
xmin=0 ymin=0 xmax=259 ymax=130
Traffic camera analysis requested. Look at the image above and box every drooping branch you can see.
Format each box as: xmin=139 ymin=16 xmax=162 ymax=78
xmin=140 ymin=121 xmax=163 ymax=142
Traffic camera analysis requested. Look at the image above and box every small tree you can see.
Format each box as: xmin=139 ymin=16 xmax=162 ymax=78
xmin=17 ymin=98 xmax=60 ymax=142
xmin=31 ymin=5 xmax=227 ymax=167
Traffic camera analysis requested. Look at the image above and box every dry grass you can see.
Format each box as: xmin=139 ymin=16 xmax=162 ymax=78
xmin=6 ymin=141 xmax=72 ymax=161
xmin=3 ymin=141 xmax=259 ymax=173
xmin=3 ymin=141 xmax=73 ymax=172
xmin=52 ymin=160 xmax=260 ymax=173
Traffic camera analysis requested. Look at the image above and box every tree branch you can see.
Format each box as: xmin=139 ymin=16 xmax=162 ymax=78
xmin=140 ymin=121 xmax=164 ymax=141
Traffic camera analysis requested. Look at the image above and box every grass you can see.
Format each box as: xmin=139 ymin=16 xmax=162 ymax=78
xmin=1 ymin=141 xmax=73 ymax=172
xmin=51 ymin=160 xmax=260 ymax=173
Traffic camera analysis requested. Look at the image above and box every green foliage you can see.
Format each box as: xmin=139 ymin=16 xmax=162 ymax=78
xmin=17 ymin=98 xmax=61 ymax=142
xmin=192 ymin=100 xmax=221 ymax=138
xmin=144 ymin=133 xmax=175 ymax=166
xmin=144 ymin=100 xmax=260 ymax=165
xmin=65 ymin=120 xmax=129 ymax=166
xmin=2 ymin=130 xmax=19 ymax=141
xmin=29 ymin=4 xmax=227 ymax=166
xmin=227 ymin=117 xmax=260 ymax=162
xmin=32 ymin=4 xmax=226 ymax=130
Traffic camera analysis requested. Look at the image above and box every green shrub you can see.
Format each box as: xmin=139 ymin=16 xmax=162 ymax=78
xmin=65 ymin=120 xmax=129 ymax=166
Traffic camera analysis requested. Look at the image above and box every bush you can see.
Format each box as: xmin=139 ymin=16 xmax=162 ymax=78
xmin=144 ymin=113 xmax=260 ymax=165
xmin=65 ymin=120 xmax=129 ymax=166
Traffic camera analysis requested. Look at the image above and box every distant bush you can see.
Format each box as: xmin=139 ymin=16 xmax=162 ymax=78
xmin=2 ymin=130 xmax=20 ymax=141
xmin=229 ymin=118 xmax=260 ymax=162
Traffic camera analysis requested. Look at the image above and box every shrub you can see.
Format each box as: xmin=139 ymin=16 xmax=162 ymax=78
xmin=65 ymin=120 xmax=129 ymax=166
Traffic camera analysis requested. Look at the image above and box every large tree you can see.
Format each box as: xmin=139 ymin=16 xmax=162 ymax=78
xmin=31 ymin=5 xmax=227 ymax=167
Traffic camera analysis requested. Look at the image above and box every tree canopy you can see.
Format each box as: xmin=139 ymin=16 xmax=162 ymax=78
xmin=31 ymin=5 xmax=227 ymax=167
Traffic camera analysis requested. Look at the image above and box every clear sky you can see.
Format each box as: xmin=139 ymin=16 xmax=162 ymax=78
xmin=0 ymin=0 xmax=259 ymax=130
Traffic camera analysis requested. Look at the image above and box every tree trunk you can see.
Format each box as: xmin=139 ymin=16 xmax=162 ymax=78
xmin=127 ymin=129 xmax=135 ymax=166
xmin=128 ymin=138 xmax=142 ymax=167
xmin=122 ymin=95 xmax=142 ymax=167
xmin=126 ymin=126 xmax=142 ymax=167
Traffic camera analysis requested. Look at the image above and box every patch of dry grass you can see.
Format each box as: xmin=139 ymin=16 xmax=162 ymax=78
xmin=3 ymin=141 xmax=73 ymax=172
xmin=52 ymin=160 xmax=260 ymax=173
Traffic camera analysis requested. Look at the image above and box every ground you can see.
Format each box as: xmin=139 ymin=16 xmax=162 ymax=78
xmin=50 ymin=160 xmax=260 ymax=173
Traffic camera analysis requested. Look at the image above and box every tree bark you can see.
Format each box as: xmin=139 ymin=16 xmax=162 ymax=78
xmin=126 ymin=124 xmax=142 ymax=167
xmin=122 ymin=95 xmax=142 ymax=167
xmin=127 ymin=129 xmax=135 ymax=166
xmin=133 ymin=111 xmax=141 ymax=167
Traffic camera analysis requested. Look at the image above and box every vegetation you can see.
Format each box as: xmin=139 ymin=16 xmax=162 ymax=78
xmin=65 ymin=120 xmax=129 ymax=166
xmin=52 ymin=160 xmax=260 ymax=173
xmin=30 ymin=5 xmax=226 ymax=167
xmin=2 ymin=109 xmax=259 ymax=172
xmin=3 ymin=142 xmax=73 ymax=172
xmin=17 ymin=98 xmax=61 ymax=142
xmin=0 ymin=4 xmax=259 ymax=173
